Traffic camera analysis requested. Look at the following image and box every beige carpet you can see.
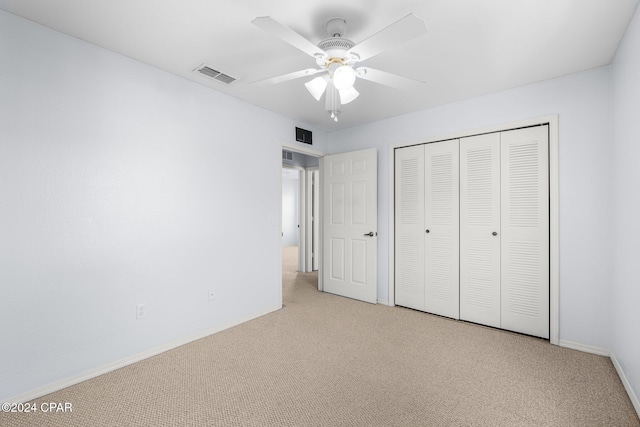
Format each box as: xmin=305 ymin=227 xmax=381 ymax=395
xmin=2 ymin=245 xmax=638 ymax=426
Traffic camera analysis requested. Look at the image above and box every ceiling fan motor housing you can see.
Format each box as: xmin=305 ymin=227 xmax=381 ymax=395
xmin=318 ymin=38 xmax=355 ymax=51
xmin=318 ymin=17 xmax=358 ymax=69
xmin=325 ymin=17 xmax=347 ymax=38
xmin=317 ymin=38 xmax=356 ymax=68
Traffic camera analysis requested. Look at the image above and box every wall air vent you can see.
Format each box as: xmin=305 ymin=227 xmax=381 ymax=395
xmin=282 ymin=150 xmax=293 ymax=161
xmin=194 ymin=64 xmax=236 ymax=84
xmin=296 ymin=127 xmax=312 ymax=145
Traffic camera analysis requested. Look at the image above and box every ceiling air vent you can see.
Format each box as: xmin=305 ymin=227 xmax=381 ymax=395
xmin=195 ymin=64 xmax=236 ymax=84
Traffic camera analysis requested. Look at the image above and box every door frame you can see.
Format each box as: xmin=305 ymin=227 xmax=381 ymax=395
xmin=281 ymin=163 xmax=305 ymax=272
xmin=280 ymin=143 xmax=325 ymax=307
xmin=305 ymin=167 xmax=320 ymax=273
xmin=388 ymin=115 xmax=560 ymax=345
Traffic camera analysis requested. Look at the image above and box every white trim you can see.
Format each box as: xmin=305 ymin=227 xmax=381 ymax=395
xmin=558 ymin=340 xmax=640 ymax=417
xmin=377 ymin=298 xmax=390 ymax=306
xmin=278 ymin=162 xmax=284 ymax=307
xmin=558 ymin=339 xmax=610 ymax=357
xmin=305 ymin=170 xmax=313 ymax=272
xmin=282 ymin=143 xmax=325 ymax=158
xmin=5 ymin=304 xmax=281 ymax=404
xmin=547 ymin=116 xmax=560 ymax=345
xmin=611 ymin=352 xmax=640 ymax=417
xmin=311 ymin=170 xmax=320 ymax=271
xmin=388 ymin=115 xmax=560 ymax=344
xmin=301 ymin=169 xmax=320 ymax=273
xmin=388 ymin=145 xmax=396 ymax=307
xmin=387 ymin=116 xmax=558 ymax=150
xmin=306 ymin=169 xmax=320 ymax=272
xmin=318 ymin=157 xmax=324 ymax=291
xmin=299 ymin=169 xmax=306 ymax=272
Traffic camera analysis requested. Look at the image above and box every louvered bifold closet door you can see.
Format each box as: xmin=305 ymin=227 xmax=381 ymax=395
xmin=395 ymin=145 xmax=425 ymax=311
xmin=424 ymin=140 xmax=460 ymax=319
xmin=460 ymin=133 xmax=501 ymax=328
xmin=500 ymin=126 xmax=549 ymax=338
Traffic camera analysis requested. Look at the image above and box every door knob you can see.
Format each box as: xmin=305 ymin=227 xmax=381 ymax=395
xmin=492 ymin=231 xmax=498 ymax=236
xmin=426 ymin=229 xmax=430 ymax=233
xmin=364 ymin=232 xmax=374 ymax=237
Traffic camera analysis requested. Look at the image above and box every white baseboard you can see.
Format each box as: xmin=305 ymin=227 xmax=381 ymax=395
xmin=5 ymin=304 xmax=281 ymax=404
xmin=559 ymin=340 xmax=639 ymax=419
xmin=377 ymin=298 xmax=389 ymax=306
xmin=558 ymin=339 xmax=610 ymax=356
xmin=610 ymin=352 xmax=640 ymax=418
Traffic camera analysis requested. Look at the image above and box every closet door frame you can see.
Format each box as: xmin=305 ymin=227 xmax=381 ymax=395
xmin=388 ymin=115 xmax=559 ymax=345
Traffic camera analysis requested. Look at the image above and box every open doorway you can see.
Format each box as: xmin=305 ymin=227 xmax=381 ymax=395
xmin=281 ymin=145 xmax=323 ymax=306
xmin=279 ymin=146 xmax=380 ymax=307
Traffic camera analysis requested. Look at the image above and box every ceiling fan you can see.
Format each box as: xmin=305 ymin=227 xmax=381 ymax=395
xmin=252 ymin=14 xmax=428 ymax=122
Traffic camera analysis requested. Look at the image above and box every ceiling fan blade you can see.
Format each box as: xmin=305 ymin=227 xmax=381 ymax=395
xmin=252 ymin=16 xmax=326 ymax=59
xmin=356 ymin=67 xmax=425 ymax=91
xmin=252 ymin=68 xmax=324 ymax=85
xmin=348 ymin=14 xmax=428 ymax=62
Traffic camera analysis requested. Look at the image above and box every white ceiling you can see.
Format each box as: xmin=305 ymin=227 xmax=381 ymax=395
xmin=1 ymin=0 xmax=638 ymax=131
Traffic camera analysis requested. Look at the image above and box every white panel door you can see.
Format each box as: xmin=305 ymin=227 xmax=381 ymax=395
xmin=460 ymin=133 xmax=501 ymax=328
xmin=312 ymin=170 xmax=320 ymax=271
xmin=500 ymin=126 xmax=549 ymax=338
xmin=323 ymin=149 xmax=377 ymax=303
xmin=424 ymin=140 xmax=460 ymax=319
xmin=394 ymin=145 xmax=425 ymax=311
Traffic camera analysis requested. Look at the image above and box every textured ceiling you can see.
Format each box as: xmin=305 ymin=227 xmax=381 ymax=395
xmin=1 ymin=0 xmax=638 ymax=130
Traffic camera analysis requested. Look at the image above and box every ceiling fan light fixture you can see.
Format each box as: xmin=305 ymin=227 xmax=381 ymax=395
xmin=252 ymin=14 xmax=428 ymax=122
xmin=305 ymin=75 xmax=328 ymax=101
xmin=339 ymin=86 xmax=359 ymax=104
xmin=332 ymin=65 xmax=356 ymax=90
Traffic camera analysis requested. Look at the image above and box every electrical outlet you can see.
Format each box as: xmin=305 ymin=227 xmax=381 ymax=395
xmin=208 ymin=290 xmax=216 ymax=301
xmin=136 ymin=303 xmax=147 ymax=319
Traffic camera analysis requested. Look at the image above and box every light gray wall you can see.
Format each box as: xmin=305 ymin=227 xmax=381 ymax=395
xmin=328 ymin=67 xmax=613 ymax=350
xmin=612 ymin=3 xmax=640 ymax=409
xmin=0 ymin=9 xmax=328 ymax=400
xmin=281 ymin=174 xmax=299 ymax=246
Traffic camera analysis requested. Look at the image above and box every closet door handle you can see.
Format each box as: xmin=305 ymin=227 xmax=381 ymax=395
xmin=426 ymin=229 xmax=430 ymax=233
xmin=492 ymin=231 xmax=498 ymax=236
xmin=364 ymin=232 xmax=374 ymax=237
